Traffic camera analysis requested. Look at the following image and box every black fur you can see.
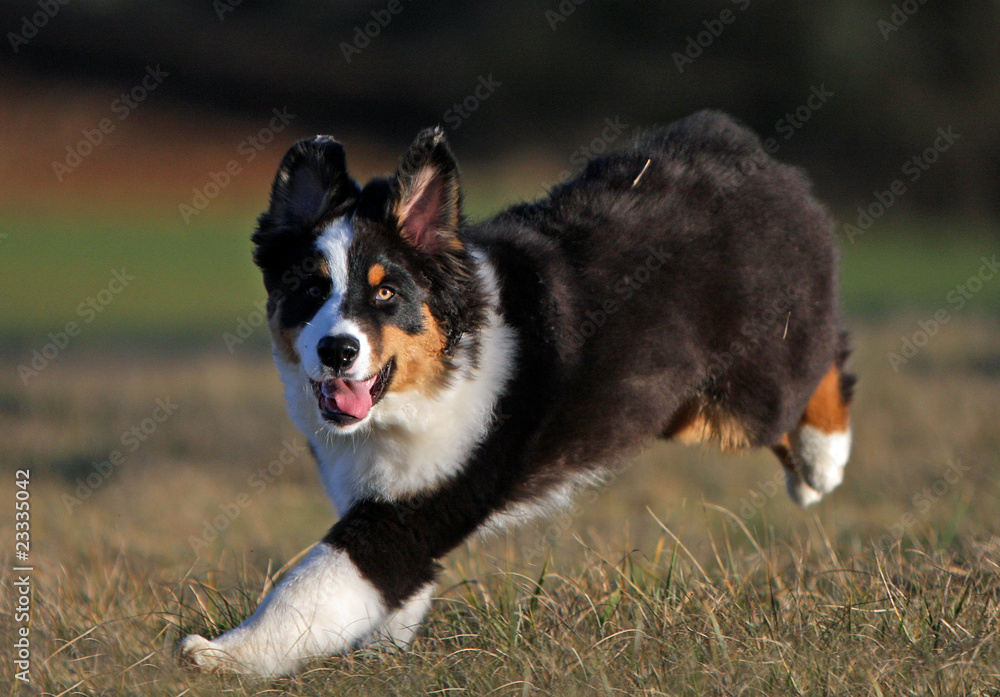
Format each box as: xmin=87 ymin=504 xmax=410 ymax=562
xmin=253 ymin=137 xmax=361 ymax=329
xmin=264 ymin=110 xmax=847 ymax=611
xmin=383 ymin=127 xmax=486 ymax=355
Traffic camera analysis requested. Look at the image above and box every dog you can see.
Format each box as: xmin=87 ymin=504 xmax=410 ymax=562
xmin=178 ymin=110 xmax=853 ymax=676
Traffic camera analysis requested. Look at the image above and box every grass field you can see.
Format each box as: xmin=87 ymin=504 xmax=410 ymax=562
xmin=2 ymin=319 xmax=999 ymax=695
xmin=2 ymin=200 xmax=999 ymax=695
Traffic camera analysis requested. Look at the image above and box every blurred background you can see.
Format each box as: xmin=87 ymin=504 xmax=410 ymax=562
xmin=2 ymin=0 xmax=999 ymax=606
xmin=2 ymin=0 xmax=999 ymax=342
xmin=2 ymin=2 xmax=1000 ymax=691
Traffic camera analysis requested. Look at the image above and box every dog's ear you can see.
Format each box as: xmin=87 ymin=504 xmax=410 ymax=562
xmin=265 ymin=136 xmax=360 ymax=229
xmin=390 ymin=127 xmax=462 ymax=254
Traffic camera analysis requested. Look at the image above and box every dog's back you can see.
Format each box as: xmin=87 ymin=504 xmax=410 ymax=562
xmin=470 ymin=110 xmax=852 ymax=507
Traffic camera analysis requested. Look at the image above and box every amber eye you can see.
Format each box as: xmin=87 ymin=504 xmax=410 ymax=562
xmin=375 ymin=286 xmax=395 ymax=302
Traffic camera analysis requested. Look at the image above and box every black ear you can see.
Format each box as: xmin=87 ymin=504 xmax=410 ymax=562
xmin=391 ymin=127 xmax=462 ymax=254
xmin=265 ymin=136 xmax=359 ymax=229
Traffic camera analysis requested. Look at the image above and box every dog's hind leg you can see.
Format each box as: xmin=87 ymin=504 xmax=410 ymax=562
xmin=772 ymin=361 xmax=854 ymax=506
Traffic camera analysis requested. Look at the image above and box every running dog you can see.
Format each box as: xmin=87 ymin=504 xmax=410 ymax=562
xmin=178 ymin=110 xmax=853 ymax=676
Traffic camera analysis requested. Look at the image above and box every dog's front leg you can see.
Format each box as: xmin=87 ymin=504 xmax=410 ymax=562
xmin=177 ymin=542 xmax=389 ymax=677
xmin=179 ymin=482 xmax=490 ymax=676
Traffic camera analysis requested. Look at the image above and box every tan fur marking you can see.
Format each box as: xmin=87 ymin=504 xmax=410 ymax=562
xmin=376 ymin=304 xmax=447 ymax=394
xmin=368 ymin=263 xmax=386 ymax=287
xmin=669 ymin=399 xmax=751 ymax=451
xmin=268 ymin=303 xmax=301 ymax=366
xmin=800 ymin=364 xmax=850 ymax=433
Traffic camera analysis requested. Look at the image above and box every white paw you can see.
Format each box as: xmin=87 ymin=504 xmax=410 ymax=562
xmin=175 ymin=544 xmax=390 ymax=677
xmin=795 ymin=425 xmax=850 ymax=495
xmin=805 ymin=461 xmax=844 ymax=495
xmin=177 ymin=634 xmax=241 ymax=674
xmin=785 ymin=472 xmax=825 ymax=507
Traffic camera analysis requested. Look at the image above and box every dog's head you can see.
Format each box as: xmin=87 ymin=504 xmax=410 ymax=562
xmin=253 ymin=128 xmax=484 ymax=433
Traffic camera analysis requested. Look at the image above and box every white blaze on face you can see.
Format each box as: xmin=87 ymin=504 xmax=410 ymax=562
xmin=296 ymin=217 xmax=375 ymax=380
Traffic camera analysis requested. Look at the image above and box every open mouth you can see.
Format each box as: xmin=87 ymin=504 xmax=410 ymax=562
xmin=311 ymin=359 xmax=395 ymax=427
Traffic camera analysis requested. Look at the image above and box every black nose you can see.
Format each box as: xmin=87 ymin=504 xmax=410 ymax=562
xmin=317 ymin=335 xmax=360 ymax=372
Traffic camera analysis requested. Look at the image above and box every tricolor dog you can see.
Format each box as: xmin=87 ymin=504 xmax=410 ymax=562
xmin=178 ymin=111 xmax=853 ymax=676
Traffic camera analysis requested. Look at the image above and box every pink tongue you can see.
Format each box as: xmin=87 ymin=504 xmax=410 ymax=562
xmin=322 ymin=376 xmax=378 ymax=419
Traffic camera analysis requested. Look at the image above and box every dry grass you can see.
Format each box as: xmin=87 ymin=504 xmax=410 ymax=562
xmin=8 ymin=522 xmax=1000 ymax=696
xmin=2 ymin=319 xmax=1000 ymax=695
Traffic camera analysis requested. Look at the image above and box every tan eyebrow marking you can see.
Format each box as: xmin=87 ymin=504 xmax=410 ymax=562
xmin=368 ymin=263 xmax=386 ymax=286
